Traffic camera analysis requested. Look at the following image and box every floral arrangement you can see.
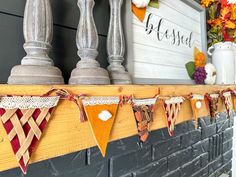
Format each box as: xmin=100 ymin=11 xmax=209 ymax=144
xmin=201 ymin=0 xmax=236 ymax=46
xmin=185 ymin=47 xmax=216 ymax=84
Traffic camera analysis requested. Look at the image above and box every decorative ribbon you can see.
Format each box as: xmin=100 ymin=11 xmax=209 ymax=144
xmin=119 ymin=95 xmax=133 ymax=106
xmin=44 ymin=88 xmax=86 ymax=122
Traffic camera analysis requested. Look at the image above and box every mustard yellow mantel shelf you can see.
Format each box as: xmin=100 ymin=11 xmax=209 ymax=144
xmin=0 ymin=84 xmax=235 ymax=172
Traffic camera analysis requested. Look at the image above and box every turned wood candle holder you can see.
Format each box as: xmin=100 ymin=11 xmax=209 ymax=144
xmin=8 ymin=0 xmax=64 ymax=85
xmin=69 ymin=0 xmax=110 ymax=85
xmin=107 ymin=0 xmax=131 ymax=84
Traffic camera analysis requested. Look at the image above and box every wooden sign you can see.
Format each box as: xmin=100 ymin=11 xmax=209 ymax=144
xmin=124 ymin=0 xmax=207 ymax=84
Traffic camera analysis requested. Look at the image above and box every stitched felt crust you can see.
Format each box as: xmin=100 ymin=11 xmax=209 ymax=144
xmin=0 ymin=108 xmax=54 ymax=174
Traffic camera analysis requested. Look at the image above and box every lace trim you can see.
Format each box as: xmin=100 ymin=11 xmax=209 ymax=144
xmin=133 ymin=98 xmax=157 ymax=106
xmin=0 ymin=96 xmax=60 ymax=109
xmin=164 ymin=97 xmax=185 ymax=104
xmin=210 ymin=94 xmax=219 ymax=98
xmin=223 ymin=92 xmax=231 ymax=97
xmin=191 ymin=94 xmax=204 ymax=100
xmin=82 ymin=96 xmax=120 ymax=106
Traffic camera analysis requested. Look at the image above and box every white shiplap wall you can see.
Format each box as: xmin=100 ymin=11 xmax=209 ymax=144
xmin=125 ymin=0 xmax=207 ymax=84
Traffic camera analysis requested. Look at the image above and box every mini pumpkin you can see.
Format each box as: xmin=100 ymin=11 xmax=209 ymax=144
xmin=204 ymin=63 xmax=217 ymax=85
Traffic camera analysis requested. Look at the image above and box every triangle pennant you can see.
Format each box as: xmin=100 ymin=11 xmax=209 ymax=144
xmin=132 ymin=97 xmax=158 ymax=142
xmin=221 ymin=91 xmax=233 ymax=118
xmin=162 ymin=97 xmax=185 ymax=137
xmin=132 ymin=3 xmax=147 ymax=22
xmin=205 ymin=93 xmax=220 ymax=121
xmin=82 ymin=96 xmax=119 ymax=157
xmin=189 ymin=94 xmax=205 ymax=128
xmin=0 ymin=95 xmax=60 ymax=174
xmin=231 ymin=91 xmax=236 ymax=112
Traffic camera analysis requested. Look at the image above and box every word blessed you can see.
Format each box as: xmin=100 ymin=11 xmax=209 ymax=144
xmin=145 ymin=13 xmax=193 ymax=48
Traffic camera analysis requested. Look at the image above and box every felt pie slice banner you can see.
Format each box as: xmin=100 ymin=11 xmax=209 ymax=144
xmin=205 ymin=93 xmax=220 ymax=121
xmin=221 ymin=91 xmax=233 ymax=118
xmin=82 ymin=96 xmax=119 ymax=157
xmin=162 ymin=97 xmax=185 ymax=137
xmin=231 ymin=91 xmax=236 ymax=112
xmin=189 ymin=94 xmax=205 ymax=128
xmin=132 ymin=97 xmax=158 ymax=142
xmin=0 ymin=95 xmax=60 ymax=174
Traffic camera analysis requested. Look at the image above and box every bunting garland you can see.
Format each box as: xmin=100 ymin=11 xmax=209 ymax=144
xmin=0 ymin=87 xmax=236 ymax=172
xmin=161 ymin=97 xmax=185 ymax=136
xmin=131 ymin=97 xmax=158 ymax=142
xmin=189 ymin=94 xmax=205 ymax=128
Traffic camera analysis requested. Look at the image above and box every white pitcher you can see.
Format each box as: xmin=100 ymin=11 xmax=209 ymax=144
xmin=208 ymin=42 xmax=235 ymax=85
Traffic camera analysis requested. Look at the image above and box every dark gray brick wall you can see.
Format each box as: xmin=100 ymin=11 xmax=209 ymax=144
xmin=0 ymin=113 xmax=234 ymax=177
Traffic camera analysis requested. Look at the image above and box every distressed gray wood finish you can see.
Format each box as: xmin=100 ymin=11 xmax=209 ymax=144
xmin=7 ymin=0 xmax=64 ymax=84
xmin=107 ymin=0 xmax=131 ymax=85
xmin=69 ymin=0 xmax=110 ymax=85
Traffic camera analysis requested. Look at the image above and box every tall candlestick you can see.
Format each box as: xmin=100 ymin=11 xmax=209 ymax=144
xmin=107 ymin=0 xmax=131 ymax=84
xmin=69 ymin=0 xmax=110 ymax=85
xmin=8 ymin=0 xmax=64 ymax=84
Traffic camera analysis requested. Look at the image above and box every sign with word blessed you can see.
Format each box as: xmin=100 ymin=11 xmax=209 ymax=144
xmin=124 ymin=0 xmax=207 ymax=84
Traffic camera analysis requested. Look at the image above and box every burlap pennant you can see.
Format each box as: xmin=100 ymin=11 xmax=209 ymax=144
xmin=132 ymin=97 xmax=158 ymax=142
xmin=162 ymin=97 xmax=185 ymax=136
xmin=82 ymin=96 xmax=119 ymax=157
xmin=0 ymin=95 xmax=60 ymax=174
xmin=205 ymin=93 xmax=220 ymax=121
xmin=221 ymin=91 xmax=233 ymax=118
xmin=189 ymin=94 xmax=204 ymax=128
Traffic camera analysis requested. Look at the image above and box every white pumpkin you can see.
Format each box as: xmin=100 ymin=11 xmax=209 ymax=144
xmin=132 ymin=0 xmax=150 ymax=8
xmin=204 ymin=63 xmax=217 ymax=85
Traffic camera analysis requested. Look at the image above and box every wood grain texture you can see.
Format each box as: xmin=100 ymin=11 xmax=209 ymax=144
xmin=0 ymin=84 xmax=234 ymax=172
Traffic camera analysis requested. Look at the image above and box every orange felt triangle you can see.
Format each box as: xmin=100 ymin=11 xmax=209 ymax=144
xmin=190 ymin=99 xmax=202 ymax=128
xmin=84 ymin=104 xmax=118 ymax=157
xmin=132 ymin=3 xmax=146 ymax=22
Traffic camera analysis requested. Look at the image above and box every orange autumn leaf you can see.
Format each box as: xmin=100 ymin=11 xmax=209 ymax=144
xmin=221 ymin=0 xmax=228 ymax=7
xmin=201 ymin=0 xmax=214 ymax=8
xmin=234 ymin=30 xmax=236 ymax=37
xmin=231 ymin=4 xmax=236 ymax=20
xmin=208 ymin=18 xmax=223 ymax=27
xmin=225 ymin=20 xmax=236 ymax=29
xmin=132 ymin=3 xmax=146 ymax=22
